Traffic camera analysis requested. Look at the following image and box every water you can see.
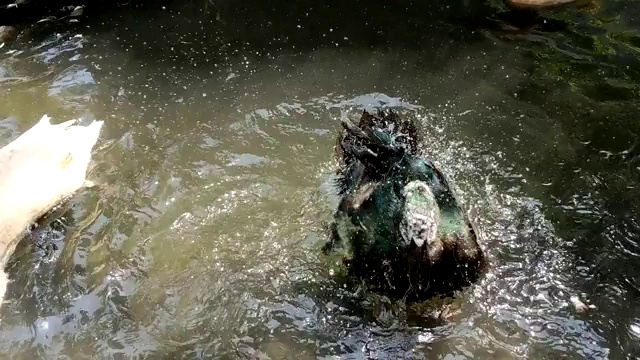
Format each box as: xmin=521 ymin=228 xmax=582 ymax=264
xmin=0 ymin=0 xmax=639 ymax=358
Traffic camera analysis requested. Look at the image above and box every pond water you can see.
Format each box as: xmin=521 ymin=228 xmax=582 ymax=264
xmin=0 ymin=0 xmax=639 ymax=358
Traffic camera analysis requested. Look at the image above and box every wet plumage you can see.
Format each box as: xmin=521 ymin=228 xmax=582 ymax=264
xmin=325 ymin=109 xmax=485 ymax=300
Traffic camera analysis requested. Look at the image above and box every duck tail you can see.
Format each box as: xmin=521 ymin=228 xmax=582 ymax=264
xmin=369 ymin=108 xmax=420 ymax=156
xmin=61 ymin=117 xmax=104 ymax=173
xmin=335 ymin=109 xmax=420 ymax=167
xmin=332 ymin=108 xmax=420 ymax=197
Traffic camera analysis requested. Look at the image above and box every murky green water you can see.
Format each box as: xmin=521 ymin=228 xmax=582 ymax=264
xmin=0 ymin=0 xmax=639 ymax=358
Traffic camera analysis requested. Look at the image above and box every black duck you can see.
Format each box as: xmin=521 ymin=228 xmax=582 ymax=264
xmin=324 ymin=109 xmax=485 ymax=301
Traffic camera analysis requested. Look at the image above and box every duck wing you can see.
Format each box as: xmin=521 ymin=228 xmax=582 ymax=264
xmin=402 ymin=156 xmax=482 ymax=262
xmin=400 ymin=157 xmax=469 ymax=233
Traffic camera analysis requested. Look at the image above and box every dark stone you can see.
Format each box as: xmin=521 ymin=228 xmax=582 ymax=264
xmin=0 ymin=25 xmax=16 ymax=43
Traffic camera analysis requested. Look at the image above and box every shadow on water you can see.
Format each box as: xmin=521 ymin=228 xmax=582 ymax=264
xmin=0 ymin=0 xmax=639 ymax=358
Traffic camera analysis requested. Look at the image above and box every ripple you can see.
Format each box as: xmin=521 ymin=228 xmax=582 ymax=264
xmin=48 ymin=64 xmax=97 ymax=108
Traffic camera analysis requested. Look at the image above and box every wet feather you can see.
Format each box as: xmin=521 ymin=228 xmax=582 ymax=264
xmin=326 ymin=109 xmax=485 ymax=300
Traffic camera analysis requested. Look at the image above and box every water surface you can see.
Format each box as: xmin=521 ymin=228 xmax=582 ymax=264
xmin=0 ymin=0 xmax=639 ymax=358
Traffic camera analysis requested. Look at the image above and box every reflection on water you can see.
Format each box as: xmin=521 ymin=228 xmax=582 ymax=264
xmin=0 ymin=0 xmax=638 ymax=358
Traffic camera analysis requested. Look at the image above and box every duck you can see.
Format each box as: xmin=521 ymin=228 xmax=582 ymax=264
xmin=0 ymin=115 xmax=103 ymax=310
xmin=324 ymin=109 xmax=485 ymax=301
xmin=503 ymin=0 xmax=596 ymax=11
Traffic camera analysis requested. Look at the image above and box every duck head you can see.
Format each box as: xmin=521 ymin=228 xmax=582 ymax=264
xmin=400 ymin=180 xmax=444 ymax=264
